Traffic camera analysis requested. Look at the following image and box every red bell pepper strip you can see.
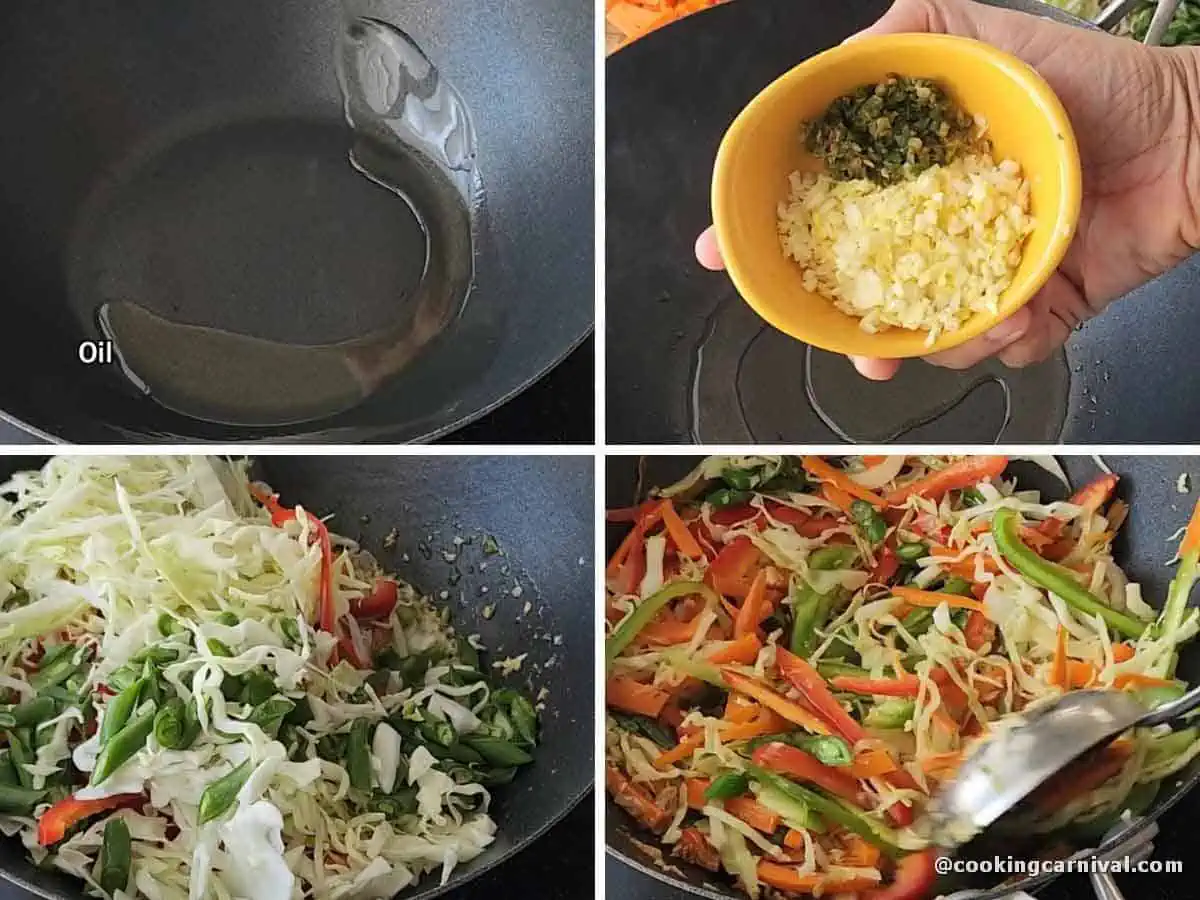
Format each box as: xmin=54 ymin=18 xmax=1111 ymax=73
xmin=1037 ymin=473 xmax=1120 ymax=539
xmin=774 ymin=648 xmax=865 ymax=744
xmin=869 ymin=546 xmax=900 ymax=585
xmin=251 ymin=485 xmax=336 ymax=633
xmin=351 ymin=578 xmax=399 ymax=620
xmin=751 ymin=743 xmax=871 ymax=809
xmin=37 ymin=793 xmax=143 ymax=846
xmin=866 ymin=848 xmax=938 ymax=900
xmin=885 ymin=456 xmax=1008 ymax=507
xmin=831 ymin=674 xmax=922 ymax=697
xmin=964 ymin=609 xmax=996 ymax=651
xmin=706 ymin=536 xmax=764 ymax=599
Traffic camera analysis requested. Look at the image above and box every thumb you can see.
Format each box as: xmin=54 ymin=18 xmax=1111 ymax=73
xmin=852 ymin=0 xmax=965 ymax=39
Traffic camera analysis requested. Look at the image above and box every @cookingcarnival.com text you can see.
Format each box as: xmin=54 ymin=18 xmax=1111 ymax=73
xmin=934 ymin=856 xmax=1183 ymax=877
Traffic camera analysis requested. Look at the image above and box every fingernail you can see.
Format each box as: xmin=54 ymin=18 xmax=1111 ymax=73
xmin=984 ymin=312 xmax=1029 ymax=343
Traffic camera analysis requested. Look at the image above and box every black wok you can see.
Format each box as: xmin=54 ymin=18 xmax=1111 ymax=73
xmin=0 ymin=0 xmax=592 ymax=443
xmin=606 ymin=454 xmax=1200 ymax=899
xmin=0 ymin=454 xmax=594 ymax=899
xmin=606 ymin=0 xmax=1200 ymax=444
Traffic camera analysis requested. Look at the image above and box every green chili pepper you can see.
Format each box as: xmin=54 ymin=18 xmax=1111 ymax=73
xmin=346 ymin=720 xmax=373 ymax=792
xmin=722 ymin=467 xmax=760 ymax=491
xmin=156 ymin=612 xmax=181 ymax=637
xmin=850 ymin=500 xmax=888 ymax=544
xmin=745 ymin=764 xmax=901 ymax=858
xmin=0 ymin=750 xmax=17 ymax=787
xmin=456 ymin=635 xmax=481 ymax=671
xmin=901 ymin=608 xmax=934 ymax=637
xmin=0 ymin=696 xmax=57 ymax=730
xmin=706 ymin=488 xmax=753 ymax=508
xmin=106 ymin=666 xmax=140 ymax=694
xmin=428 ymin=741 xmax=485 ymax=765
xmin=130 ymin=646 xmax=178 ymax=666
xmin=100 ymin=678 xmax=146 ymax=747
xmin=91 ymin=707 xmax=156 ymax=786
xmin=939 ymin=576 xmax=974 ymax=598
xmin=247 ymin=697 xmax=295 ymax=738
xmin=31 ymin=648 xmax=83 ymax=692
xmin=240 ymin=673 xmax=277 ymax=707
xmin=279 ymin=617 xmax=303 ymax=645
xmin=207 ymin=638 xmax=234 ymax=658
xmin=896 ymin=541 xmax=929 ymax=563
xmin=864 ymin=698 xmax=916 ymax=729
xmin=99 ymin=817 xmax=132 ymax=895
xmin=960 ymin=488 xmax=986 ymax=506
xmin=478 ymin=766 xmax=519 ymax=786
xmin=992 ymin=508 xmax=1146 ymax=638
xmin=371 ymin=787 xmax=419 ymax=818
xmin=417 ymin=714 xmax=457 ymax=748
xmin=198 ymin=760 xmax=253 ymax=824
xmin=610 ymin=712 xmax=674 ymax=749
xmin=0 ymin=783 xmax=46 ymax=815
xmin=605 ymin=582 xmax=721 ymax=669
xmin=463 ymin=734 xmax=534 ymax=767
xmin=744 ymin=733 xmax=853 ymax=766
xmin=809 ymin=546 xmax=857 ymax=571
xmin=704 ymin=771 xmax=749 ymax=802
xmin=153 ymin=699 xmax=187 ymax=750
xmin=500 ymin=691 xmax=539 ymax=747
xmin=5 ymin=732 xmax=32 ymax=789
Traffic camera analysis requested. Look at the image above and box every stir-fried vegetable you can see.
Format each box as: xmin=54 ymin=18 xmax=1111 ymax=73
xmin=605 ymin=455 xmax=1200 ymax=900
xmin=0 ymin=456 xmax=542 ymax=899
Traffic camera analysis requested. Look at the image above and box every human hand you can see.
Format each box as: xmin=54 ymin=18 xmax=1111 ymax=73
xmin=696 ymin=0 xmax=1200 ymax=380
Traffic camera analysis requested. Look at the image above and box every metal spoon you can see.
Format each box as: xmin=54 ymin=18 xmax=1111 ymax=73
xmin=923 ymin=684 xmax=1200 ymax=848
xmin=1094 ymin=0 xmax=1182 ymax=45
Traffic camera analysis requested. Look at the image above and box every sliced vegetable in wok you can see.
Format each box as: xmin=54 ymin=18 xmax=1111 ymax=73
xmin=0 ymin=456 xmax=542 ymax=900
xmin=605 ymin=455 xmax=1200 ymax=899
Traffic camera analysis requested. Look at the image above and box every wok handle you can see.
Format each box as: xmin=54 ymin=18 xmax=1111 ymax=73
xmin=1139 ymin=681 xmax=1200 ymax=726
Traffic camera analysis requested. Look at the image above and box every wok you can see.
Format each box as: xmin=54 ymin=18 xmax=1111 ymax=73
xmin=605 ymin=0 xmax=1200 ymax=444
xmin=606 ymin=454 xmax=1200 ymax=899
xmin=0 ymin=0 xmax=592 ymax=443
xmin=0 ymin=454 xmax=594 ymax=899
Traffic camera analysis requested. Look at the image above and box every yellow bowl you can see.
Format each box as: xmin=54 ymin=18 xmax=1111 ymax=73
xmin=711 ymin=33 xmax=1081 ymax=358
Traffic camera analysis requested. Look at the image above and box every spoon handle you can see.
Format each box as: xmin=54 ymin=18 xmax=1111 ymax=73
xmin=1090 ymin=872 xmax=1126 ymax=900
xmin=1139 ymin=681 xmax=1200 ymax=727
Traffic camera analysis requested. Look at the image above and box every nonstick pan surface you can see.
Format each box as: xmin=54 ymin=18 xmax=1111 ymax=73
xmin=0 ymin=0 xmax=592 ymax=443
xmin=0 ymin=455 xmax=594 ymax=900
xmin=605 ymin=0 xmax=1200 ymax=444
xmin=605 ymin=455 xmax=1200 ymax=899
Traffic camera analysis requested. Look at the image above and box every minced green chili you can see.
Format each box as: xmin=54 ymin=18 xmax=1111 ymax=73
xmin=991 ymin=508 xmax=1146 ymax=638
xmin=805 ymin=74 xmax=978 ymax=185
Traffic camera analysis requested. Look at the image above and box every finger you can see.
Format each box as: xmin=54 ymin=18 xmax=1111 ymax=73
xmin=921 ymin=304 xmax=1034 ymax=370
xmin=850 ymin=356 xmax=902 ymax=381
xmin=695 ymin=226 xmax=725 ymax=271
xmin=995 ymin=274 xmax=1086 ymax=369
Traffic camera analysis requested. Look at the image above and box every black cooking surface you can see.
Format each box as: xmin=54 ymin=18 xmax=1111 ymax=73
xmin=605 ymin=0 xmax=1200 ymax=444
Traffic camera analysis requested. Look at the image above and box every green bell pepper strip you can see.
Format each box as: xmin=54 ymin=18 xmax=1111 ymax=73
xmin=850 ymin=500 xmax=887 ymax=544
xmin=896 ymin=541 xmax=929 ymax=563
xmin=6 ymin=731 xmax=33 ymax=789
xmin=745 ymin=764 xmax=903 ymax=858
xmin=816 ymin=660 xmax=867 ymax=680
xmin=0 ymin=696 xmax=57 ymax=730
xmin=99 ymin=817 xmax=132 ymax=895
xmin=346 ymin=720 xmax=374 ymax=792
xmin=0 ymin=783 xmax=46 ymax=815
xmin=463 ymin=734 xmax=534 ymax=767
xmin=790 ymin=547 xmax=853 ymax=656
xmin=660 ymin=649 xmax=723 ymax=687
xmin=92 ymin=707 xmax=156 ymax=786
xmin=992 ymin=508 xmax=1147 ymax=638
xmin=605 ymin=582 xmax=721 ymax=669
xmin=99 ymin=679 xmax=146 ymax=747
xmin=1152 ymin=510 xmax=1200 ymax=674
xmin=864 ymin=698 xmax=916 ymax=729
xmin=808 ymin=546 xmax=858 ymax=571
xmin=198 ymin=760 xmax=252 ymax=824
